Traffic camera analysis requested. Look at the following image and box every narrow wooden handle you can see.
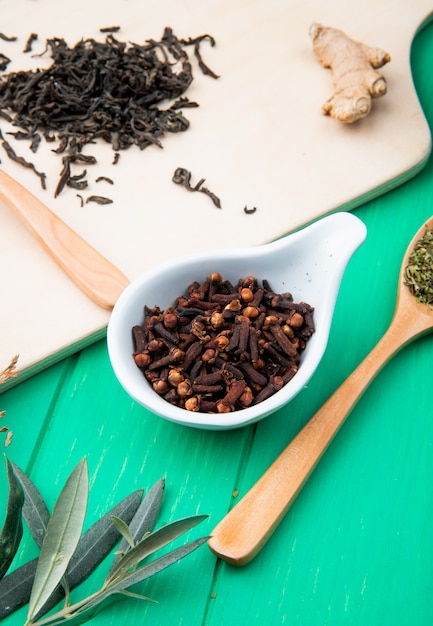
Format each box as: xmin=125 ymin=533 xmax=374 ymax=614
xmin=208 ymin=314 xmax=419 ymax=565
xmin=0 ymin=170 xmax=130 ymax=309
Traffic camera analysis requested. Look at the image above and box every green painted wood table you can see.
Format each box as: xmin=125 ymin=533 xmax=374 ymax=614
xmin=2 ymin=21 xmax=433 ymax=626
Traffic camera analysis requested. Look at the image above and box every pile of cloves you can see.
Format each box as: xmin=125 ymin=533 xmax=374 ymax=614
xmin=132 ymin=273 xmax=315 ymax=413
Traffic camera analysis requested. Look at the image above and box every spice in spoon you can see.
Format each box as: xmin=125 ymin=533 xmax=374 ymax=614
xmin=404 ymin=227 xmax=433 ymax=305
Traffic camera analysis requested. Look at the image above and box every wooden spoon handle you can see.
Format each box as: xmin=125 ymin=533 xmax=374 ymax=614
xmin=0 ymin=170 xmax=129 ymax=310
xmin=208 ymin=312 xmax=423 ymax=566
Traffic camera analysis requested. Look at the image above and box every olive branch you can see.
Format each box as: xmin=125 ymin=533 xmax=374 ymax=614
xmin=0 ymin=457 xmax=208 ymax=625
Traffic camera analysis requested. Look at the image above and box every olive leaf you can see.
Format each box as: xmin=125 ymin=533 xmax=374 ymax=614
xmin=103 ymin=535 xmax=208 ymax=594
xmin=106 ymin=514 xmax=208 ymax=584
xmin=33 ymin=489 xmax=143 ymax=621
xmin=0 ymin=489 xmax=143 ymax=620
xmin=0 ymin=559 xmax=36 ymax=619
xmin=0 ymin=459 xmax=208 ymax=626
xmin=0 ymin=456 xmax=24 ymax=580
xmin=30 ymin=516 xmax=209 ymax=626
xmin=9 ymin=461 xmax=50 ymax=548
xmin=122 ymin=476 xmax=164 ymax=542
xmin=57 ymin=536 xmax=208 ymax=626
xmin=26 ymin=458 xmax=89 ymax=623
xmin=107 ymin=476 xmax=164 ymax=575
xmin=110 ymin=516 xmax=135 ymax=549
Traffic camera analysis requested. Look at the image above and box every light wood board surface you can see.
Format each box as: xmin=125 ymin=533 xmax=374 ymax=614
xmin=1 ymin=0 xmax=432 ymax=383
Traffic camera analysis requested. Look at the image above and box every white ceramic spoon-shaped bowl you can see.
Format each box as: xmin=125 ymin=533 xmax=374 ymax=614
xmin=107 ymin=212 xmax=366 ymax=429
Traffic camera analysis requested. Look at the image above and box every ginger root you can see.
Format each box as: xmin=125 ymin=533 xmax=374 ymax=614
xmin=310 ymin=23 xmax=391 ymax=123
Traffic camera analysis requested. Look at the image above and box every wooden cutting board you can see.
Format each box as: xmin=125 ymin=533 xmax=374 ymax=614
xmin=1 ymin=0 xmax=432 ymax=386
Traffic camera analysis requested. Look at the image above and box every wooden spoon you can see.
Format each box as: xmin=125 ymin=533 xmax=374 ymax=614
xmin=0 ymin=169 xmax=129 ymax=309
xmin=208 ymin=215 xmax=433 ymax=566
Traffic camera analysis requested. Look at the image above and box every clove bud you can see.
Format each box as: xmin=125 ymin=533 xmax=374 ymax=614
xmin=131 ymin=273 xmax=315 ymax=414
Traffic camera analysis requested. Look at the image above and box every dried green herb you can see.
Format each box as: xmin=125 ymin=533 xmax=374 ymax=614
xmin=404 ymin=227 xmax=433 ymax=305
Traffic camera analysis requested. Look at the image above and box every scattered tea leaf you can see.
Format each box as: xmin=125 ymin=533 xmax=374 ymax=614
xmin=85 ymin=195 xmax=113 ymax=205
xmin=23 ymin=33 xmax=38 ymax=53
xmin=172 ymin=167 xmax=221 ymax=208
xmin=0 ymin=33 xmax=17 ymax=42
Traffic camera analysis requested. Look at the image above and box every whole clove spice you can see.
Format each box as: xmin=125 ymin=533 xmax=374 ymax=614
xmin=131 ymin=273 xmax=315 ymax=413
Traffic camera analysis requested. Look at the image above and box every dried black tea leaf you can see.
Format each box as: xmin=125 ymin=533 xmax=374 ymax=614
xmin=86 ymin=195 xmax=113 ymax=205
xmin=0 ymin=33 xmax=17 ymax=42
xmin=0 ymin=28 xmax=218 ymax=196
xmin=172 ymin=167 xmax=221 ymax=208
xmin=23 ymin=33 xmax=38 ymax=53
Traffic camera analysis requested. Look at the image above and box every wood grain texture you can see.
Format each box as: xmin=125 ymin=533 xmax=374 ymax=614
xmin=0 ymin=0 xmax=432 ymax=380
xmin=0 ymin=170 xmax=130 ymax=310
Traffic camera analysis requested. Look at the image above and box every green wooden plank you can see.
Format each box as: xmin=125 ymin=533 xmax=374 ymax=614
xmin=1 ymin=17 xmax=433 ymax=626
xmin=1 ymin=339 xmax=250 ymax=625
xmin=205 ymin=22 xmax=433 ymax=626
xmin=0 ymin=357 xmax=74 ymax=495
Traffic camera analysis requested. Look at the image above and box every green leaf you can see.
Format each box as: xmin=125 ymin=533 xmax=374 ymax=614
xmin=33 ymin=593 xmax=123 ymax=626
xmin=34 ymin=490 xmax=143 ymax=622
xmin=9 ymin=461 xmax=50 ymax=549
xmin=49 ymin=535 xmax=208 ymax=625
xmin=0 ymin=457 xmax=24 ymax=580
xmin=107 ymin=536 xmax=208 ymax=593
xmin=110 ymin=516 xmax=135 ymax=549
xmin=126 ymin=477 xmax=165 ymax=542
xmin=107 ymin=477 xmax=164 ymax=576
xmin=106 ymin=514 xmax=207 ymax=584
xmin=0 ymin=489 xmax=143 ymax=621
xmin=27 ymin=458 xmax=89 ymax=623
xmin=0 ymin=558 xmax=37 ymax=620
